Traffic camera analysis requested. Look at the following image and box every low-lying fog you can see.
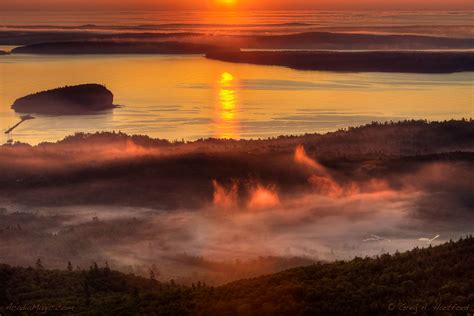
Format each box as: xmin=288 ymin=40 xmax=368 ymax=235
xmin=1 ymin=144 xmax=472 ymax=285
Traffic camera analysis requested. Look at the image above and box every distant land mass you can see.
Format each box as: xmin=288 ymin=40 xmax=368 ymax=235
xmin=243 ymin=32 xmax=474 ymax=50
xmin=2 ymin=31 xmax=474 ymax=50
xmin=11 ymin=84 xmax=117 ymax=115
xmin=0 ymin=237 xmax=472 ymax=315
xmin=0 ymin=50 xmax=7 ymax=55
xmin=206 ymin=51 xmax=474 ymax=73
xmin=11 ymin=41 xmax=226 ymax=55
xmin=0 ymin=31 xmax=195 ymax=46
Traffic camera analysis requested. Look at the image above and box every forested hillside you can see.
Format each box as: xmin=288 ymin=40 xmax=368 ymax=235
xmin=0 ymin=120 xmax=472 ymax=208
xmin=1 ymin=236 xmax=473 ymax=315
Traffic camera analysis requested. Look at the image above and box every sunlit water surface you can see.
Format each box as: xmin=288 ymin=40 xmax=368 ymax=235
xmin=0 ymin=54 xmax=472 ymax=144
xmin=1 ymin=11 xmax=473 ymax=37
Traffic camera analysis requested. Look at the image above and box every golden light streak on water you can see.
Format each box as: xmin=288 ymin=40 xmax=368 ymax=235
xmin=216 ymin=72 xmax=240 ymax=139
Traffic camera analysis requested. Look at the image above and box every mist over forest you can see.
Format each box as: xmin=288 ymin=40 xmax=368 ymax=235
xmin=0 ymin=120 xmax=472 ymax=284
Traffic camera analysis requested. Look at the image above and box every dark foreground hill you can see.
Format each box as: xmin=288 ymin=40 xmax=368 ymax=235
xmin=0 ymin=237 xmax=473 ymax=315
xmin=11 ymin=84 xmax=117 ymax=115
xmin=206 ymin=50 xmax=474 ymax=73
xmin=196 ymin=236 xmax=474 ymax=316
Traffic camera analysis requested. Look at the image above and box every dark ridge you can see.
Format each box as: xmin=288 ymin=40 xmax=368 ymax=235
xmin=0 ymin=50 xmax=7 ymax=55
xmin=0 ymin=237 xmax=472 ymax=315
xmin=11 ymin=84 xmax=117 ymax=115
xmin=0 ymin=31 xmax=198 ymax=46
xmin=2 ymin=30 xmax=473 ymax=50
xmin=206 ymin=50 xmax=474 ymax=73
xmin=246 ymin=31 xmax=474 ymax=49
xmin=11 ymin=41 xmax=226 ymax=55
xmin=194 ymin=237 xmax=474 ymax=315
xmin=3 ymin=21 xmax=312 ymax=31
xmin=41 ymin=119 xmax=474 ymax=153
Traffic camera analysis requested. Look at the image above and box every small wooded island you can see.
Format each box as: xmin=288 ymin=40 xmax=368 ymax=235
xmin=11 ymin=84 xmax=117 ymax=115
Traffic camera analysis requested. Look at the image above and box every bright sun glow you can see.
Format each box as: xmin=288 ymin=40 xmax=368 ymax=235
xmin=220 ymin=72 xmax=234 ymax=85
xmin=219 ymin=0 xmax=236 ymax=6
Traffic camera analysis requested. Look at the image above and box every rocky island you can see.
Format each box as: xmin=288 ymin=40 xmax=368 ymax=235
xmin=11 ymin=84 xmax=117 ymax=115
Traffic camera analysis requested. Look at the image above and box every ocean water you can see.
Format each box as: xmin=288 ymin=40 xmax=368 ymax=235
xmin=1 ymin=11 xmax=473 ymax=37
xmin=0 ymin=53 xmax=472 ymax=144
xmin=1 ymin=11 xmax=473 ymax=144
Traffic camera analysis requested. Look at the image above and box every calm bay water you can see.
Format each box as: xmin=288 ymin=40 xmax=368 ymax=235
xmin=0 ymin=53 xmax=472 ymax=144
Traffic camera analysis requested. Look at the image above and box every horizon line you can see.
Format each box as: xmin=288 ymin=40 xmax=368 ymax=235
xmin=2 ymin=8 xmax=474 ymax=12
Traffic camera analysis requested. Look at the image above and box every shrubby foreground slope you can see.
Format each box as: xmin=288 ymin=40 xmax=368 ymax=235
xmin=0 ymin=237 xmax=473 ymax=315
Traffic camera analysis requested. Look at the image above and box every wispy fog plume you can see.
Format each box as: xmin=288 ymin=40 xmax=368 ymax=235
xmin=212 ymin=179 xmax=238 ymax=209
xmin=247 ymin=183 xmax=280 ymax=210
xmin=294 ymin=144 xmax=354 ymax=197
xmin=212 ymin=180 xmax=280 ymax=210
xmin=294 ymin=145 xmax=393 ymax=198
xmin=308 ymin=175 xmax=345 ymax=197
xmin=294 ymin=144 xmax=326 ymax=174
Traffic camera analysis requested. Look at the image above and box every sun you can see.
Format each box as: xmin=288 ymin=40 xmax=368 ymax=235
xmin=219 ymin=0 xmax=236 ymax=6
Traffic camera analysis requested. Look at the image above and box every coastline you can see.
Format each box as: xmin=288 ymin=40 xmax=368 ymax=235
xmin=4 ymin=30 xmax=474 ymax=50
xmin=206 ymin=50 xmax=474 ymax=73
xmin=1 ymin=9 xmax=473 ymax=315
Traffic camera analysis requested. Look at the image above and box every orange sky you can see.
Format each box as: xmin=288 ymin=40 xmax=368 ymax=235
xmin=1 ymin=0 xmax=473 ymax=10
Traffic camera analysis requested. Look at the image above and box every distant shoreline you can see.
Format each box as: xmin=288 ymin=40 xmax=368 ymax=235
xmin=8 ymin=40 xmax=474 ymax=73
xmin=11 ymin=41 xmax=225 ymax=55
xmin=206 ymin=50 xmax=474 ymax=73
xmin=3 ymin=31 xmax=474 ymax=51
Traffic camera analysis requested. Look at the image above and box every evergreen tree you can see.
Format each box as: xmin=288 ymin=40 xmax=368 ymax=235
xmin=35 ymin=258 xmax=44 ymax=270
xmin=92 ymin=262 xmax=99 ymax=273
xmin=83 ymin=280 xmax=90 ymax=306
xmin=104 ymin=261 xmax=111 ymax=275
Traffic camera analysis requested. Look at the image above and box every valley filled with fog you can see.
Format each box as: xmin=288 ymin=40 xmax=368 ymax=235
xmin=1 ymin=120 xmax=472 ymax=285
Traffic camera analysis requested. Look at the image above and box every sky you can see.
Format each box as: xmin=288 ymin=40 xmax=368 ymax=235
xmin=1 ymin=0 xmax=473 ymax=11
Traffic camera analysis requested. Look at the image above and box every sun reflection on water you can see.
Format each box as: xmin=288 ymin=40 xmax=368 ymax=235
xmin=216 ymin=72 xmax=240 ymax=139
